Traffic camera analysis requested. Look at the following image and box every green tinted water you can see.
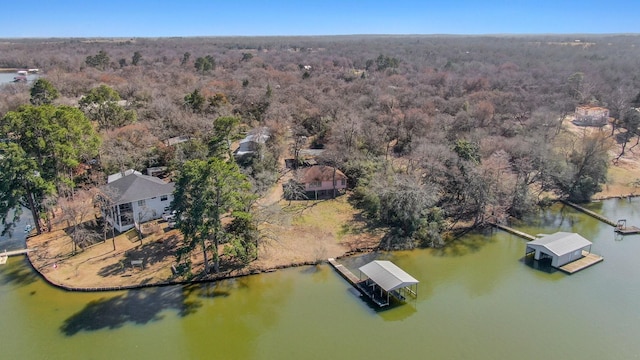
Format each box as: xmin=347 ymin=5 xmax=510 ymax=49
xmin=1 ymin=198 xmax=639 ymax=359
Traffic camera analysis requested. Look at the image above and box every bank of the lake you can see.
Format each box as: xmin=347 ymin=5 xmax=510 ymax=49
xmin=25 ymin=197 xmax=382 ymax=291
xmin=2 ymin=197 xmax=640 ymax=360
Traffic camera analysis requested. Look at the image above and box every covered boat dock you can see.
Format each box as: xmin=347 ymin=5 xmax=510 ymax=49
xmin=525 ymin=232 xmax=603 ymax=273
xmin=357 ymin=260 xmax=419 ymax=307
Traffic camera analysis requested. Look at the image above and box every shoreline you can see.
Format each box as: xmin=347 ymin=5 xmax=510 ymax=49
xmin=25 ymin=236 xmax=377 ymax=292
xmin=24 ymin=192 xmax=637 ymax=292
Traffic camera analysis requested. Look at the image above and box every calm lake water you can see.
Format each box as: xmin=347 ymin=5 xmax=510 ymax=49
xmin=1 ymin=198 xmax=639 ymax=359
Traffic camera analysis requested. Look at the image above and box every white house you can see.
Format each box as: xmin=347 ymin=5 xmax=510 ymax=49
xmin=99 ymin=172 xmax=174 ymax=232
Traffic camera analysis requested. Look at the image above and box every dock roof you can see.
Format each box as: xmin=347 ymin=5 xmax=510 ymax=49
xmin=358 ymin=260 xmax=419 ymax=292
xmin=526 ymin=232 xmax=592 ymax=256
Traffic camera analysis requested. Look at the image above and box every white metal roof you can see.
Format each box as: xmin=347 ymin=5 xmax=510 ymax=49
xmin=526 ymin=232 xmax=592 ymax=256
xmin=358 ymin=260 xmax=419 ymax=292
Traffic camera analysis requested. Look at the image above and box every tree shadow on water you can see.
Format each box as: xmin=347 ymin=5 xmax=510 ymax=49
xmin=182 ymin=282 xmax=232 ymax=299
xmin=0 ymin=258 xmax=39 ymax=287
xmin=60 ymin=286 xmax=203 ymax=336
xmin=433 ymin=229 xmax=496 ymax=257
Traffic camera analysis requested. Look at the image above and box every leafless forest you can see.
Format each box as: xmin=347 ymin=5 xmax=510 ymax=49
xmin=2 ymin=35 xmax=640 ymax=248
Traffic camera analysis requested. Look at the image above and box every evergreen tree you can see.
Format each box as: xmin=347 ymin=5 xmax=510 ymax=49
xmin=0 ymin=105 xmax=100 ymax=234
xmin=30 ymin=78 xmax=59 ymax=105
xmin=172 ymin=158 xmax=253 ymax=274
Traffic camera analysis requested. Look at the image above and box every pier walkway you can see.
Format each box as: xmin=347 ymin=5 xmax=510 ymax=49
xmin=327 ymin=258 xmax=360 ymax=284
xmin=489 ymin=223 xmax=536 ymax=241
xmin=0 ymin=248 xmax=36 ymax=265
xmin=559 ymin=251 xmax=604 ymax=274
xmin=560 ymin=200 xmax=617 ymax=226
xmin=560 ymin=200 xmax=640 ymax=235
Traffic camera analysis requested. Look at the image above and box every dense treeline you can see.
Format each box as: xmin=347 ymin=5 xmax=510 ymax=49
xmin=2 ymin=35 xmax=640 ymax=251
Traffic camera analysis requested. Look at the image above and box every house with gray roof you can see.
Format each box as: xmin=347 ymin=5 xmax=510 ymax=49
xmin=99 ymin=172 xmax=174 ymax=232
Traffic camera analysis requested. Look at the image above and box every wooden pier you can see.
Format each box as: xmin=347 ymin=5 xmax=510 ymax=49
xmin=2 ymin=248 xmax=36 ymax=257
xmin=560 ymin=200 xmax=640 ymax=236
xmin=614 ymin=219 xmax=640 ymax=235
xmin=0 ymin=249 xmax=36 ymax=265
xmin=559 ymin=200 xmax=617 ymax=226
xmin=559 ymin=251 xmax=604 ymax=274
xmin=327 ymin=258 xmax=360 ymax=284
xmin=490 ymin=223 xmax=537 ymax=241
xmin=327 ymin=258 xmax=400 ymax=307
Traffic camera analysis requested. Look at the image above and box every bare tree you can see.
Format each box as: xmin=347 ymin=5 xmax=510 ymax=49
xmin=58 ymin=190 xmax=100 ymax=254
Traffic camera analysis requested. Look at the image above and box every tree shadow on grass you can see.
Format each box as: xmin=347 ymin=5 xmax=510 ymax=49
xmin=97 ymin=235 xmax=180 ymax=278
xmin=60 ymin=286 xmax=203 ymax=336
xmin=97 ymin=261 xmax=126 ymax=277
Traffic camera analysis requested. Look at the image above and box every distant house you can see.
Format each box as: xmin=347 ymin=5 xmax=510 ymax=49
xmin=573 ymin=105 xmax=610 ymax=127
xmin=234 ymin=128 xmax=270 ymax=157
xmin=299 ymin=165 xmax=347 ymax=199
xmin=99 ymin=172 xmax=174 ymax=232
xmin=166 ymin=135 xmax=190 ymax=146
xmin=146 ymin=166 xmax=168 ymax=178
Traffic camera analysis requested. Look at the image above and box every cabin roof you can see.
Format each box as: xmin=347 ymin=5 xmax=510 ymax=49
xmin=301 ymin=165 xmax=347 ymax=183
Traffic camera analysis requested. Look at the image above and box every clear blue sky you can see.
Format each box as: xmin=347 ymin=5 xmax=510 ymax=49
xmin=2 ymin=0 xmax=639 ymax=37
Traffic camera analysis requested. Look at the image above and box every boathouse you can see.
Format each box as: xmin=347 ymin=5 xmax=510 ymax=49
xmin=525 ymin=232 xmax=593 ymax=268
xmin=358 ymin=260 xmax=419 ymax=306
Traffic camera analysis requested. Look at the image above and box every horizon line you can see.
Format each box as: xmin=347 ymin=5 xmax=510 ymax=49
xmin=2 ymin=32 xmax=640 ymax=40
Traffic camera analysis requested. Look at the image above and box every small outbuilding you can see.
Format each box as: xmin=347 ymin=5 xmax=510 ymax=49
xmin=358 ymin=260 xmax=419 ymax=306
xmin=525 ymin=232 xmax=593 ymax=268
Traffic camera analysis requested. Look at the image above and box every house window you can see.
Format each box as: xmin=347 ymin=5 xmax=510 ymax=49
xmin=138 ymin=199 xmax=146 ymax=207
xmin=161 ymin=195 xmax=168 ymax=201
xmin=310 ymin=181 xmax=322 ymax=188
xmin=341 ymin=179 xmax=346 ymax=186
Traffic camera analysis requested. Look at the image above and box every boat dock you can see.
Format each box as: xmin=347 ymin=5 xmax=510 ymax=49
xmin=327 ymin=258 xmax=360 ymax=284
xmin=493 ymin=225 xmax=603 ymax=274
xmin=490 ymin=223 xmax=537 ymax=241
xmin=0 ymin=248 xmax=36 ymax=265
xmin=560 ymin=200 xmax=640 ymax=236
xmin=2 ymin=248 xmax=35 ymax=257
xmin=559 ymin=251 xmax=604 ymax=274
xmin=614 ymin=219 xmax=640 ymax=235
xmin=560 ymin=200 xmax=617 ymax=226
xmin=328 ymin=258 xmax=415 ymax=307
